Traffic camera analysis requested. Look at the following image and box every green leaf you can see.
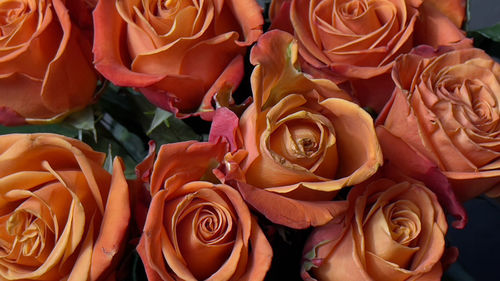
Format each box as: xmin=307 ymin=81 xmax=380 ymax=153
xmin=99 ymin=113 xmax=147 ymax=164
xmin=64 ymin=106 xmax=96 ymax=142
xmin=103 ymin=144 xmax=113 ymax=174
xmin=146 ymin=108 xmax=172 ymax=135
xmin=302 ymin=239 xmax=331 ymax=271
xmin=0 ymin=123 xmax=78 ymax=137
xmin=148 ymin=116 xmax=202 ymax=144
xmin=474 ymin=22 xmax=500 ymax=42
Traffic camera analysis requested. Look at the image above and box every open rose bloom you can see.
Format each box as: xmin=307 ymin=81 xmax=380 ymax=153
xmin=302 ymin=178 xmax=448 ymax=281
xmin=377 ymin=46 xmax=500 ymax=201
xmin=217 ymin=30 xmax=382 ymax=229
xmin=93 ymin=0 xmax=263 ymax=118
xmin=0 ymin=0 xmax=97 ymax=125
xmin=269 ymin=0 xmax=468 ymax=110
xmin=0 ymin=134 xmax=130 ymax=280
xmin=136 ymin=141 xmax=272 ymax=281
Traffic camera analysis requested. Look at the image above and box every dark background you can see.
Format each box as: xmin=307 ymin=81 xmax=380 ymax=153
xmin=443 ymin=2 xmax=500 ymax=281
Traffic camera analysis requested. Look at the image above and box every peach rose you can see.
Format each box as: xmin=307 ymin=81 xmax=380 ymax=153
xmin=301 ymin=178 xmax=447 ymax=281
xmin=136 ymin=141 xmax=272 ymax=281
xmin=93 ymin=0 xmax=263 ymax=119
xmin=270 ymin=0 xmax=468 ymax=111
xmin=218 ymin=30 xmax=382 ymax=229
xmin=0 ymin=0 xmax=97 ymax=125
xmin=377 ymin=46 xmax=500 ymax=201
xmin=0 ymin=134 xmax=130 ymax=280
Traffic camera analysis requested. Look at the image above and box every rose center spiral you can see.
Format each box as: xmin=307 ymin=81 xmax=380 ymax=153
xmin=339 ymin=0 xmax=367 ymax=17
xmin=5 ymin=210 xmax=47 ymax=257
xmin=0 ymin=0 xmax=29 ymax=27
xmin=385 ymin=202 xmax=421 ymax=246
xmin=196 ymin=206 xmax=227 ymax=243
xmin=162 ymin=0 xmax=176 ymax=9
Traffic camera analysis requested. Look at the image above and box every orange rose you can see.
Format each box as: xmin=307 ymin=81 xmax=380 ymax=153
xmin=136 ymin=141 xmax=272 ymax=281
xmin=377 ymin=46 xmax=500 ymax=201
xmin=270 ymin=0 xmax=468 ymax=111
xmin=219 ymin=30 xmax=382 ymax=229
xmin=0 ymin=0 xmax=97 ymax=125
xmin=93 ymin=0 xmax=263 ymax=118
xmin=302 ymin=178 xmax=447 ymax=281
xmin=0 ymin=134 xmax=130 ymax=280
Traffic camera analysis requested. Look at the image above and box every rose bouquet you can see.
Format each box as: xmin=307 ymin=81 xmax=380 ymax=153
xmin=0 ymin=0 xmax=499 ymax=280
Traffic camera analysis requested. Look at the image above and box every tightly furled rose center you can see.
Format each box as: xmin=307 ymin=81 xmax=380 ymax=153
xmin=339 ymin=0 xmax=366 ymax=17
xmin=5 ymin=210 xmax=53 ymax=259
xmin=167 ymin=190 xmax=237 ymax=280
xmin=7 ymin=211 xmax=46 ymax=256
xmin=265 ymin=104 xmax=338 ymax=179
xmin=365 ymin=199 xmax=422 ymax=269
xmin=303 ymin=179 xmax=447 ymax=280
xmin=306 ymin=0 xmax=409 ymax=67
xmin=0 ymin=169 xmax=88 ymax=278
xmin=0 ymin=0 xmax=29 ymax=26
xmin=431 ymin=65 xmax=500 ymax=133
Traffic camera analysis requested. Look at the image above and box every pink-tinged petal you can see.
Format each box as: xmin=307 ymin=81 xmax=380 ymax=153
xmin=209 ymin=107 xmax=242 ymax=152
xmin=236 ymin=181 xmax=349 ymax=229
xmin=135 ymin=141 xmax=157 ymax=184
xmin=0 ymin=106 xmax=27 ymax=126
xmin=138 ymin=75 xmax=205 ymax=116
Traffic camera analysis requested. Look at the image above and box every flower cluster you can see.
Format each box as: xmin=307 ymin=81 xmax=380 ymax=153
xmin=0 ymin=0 xmax=499 ymax=280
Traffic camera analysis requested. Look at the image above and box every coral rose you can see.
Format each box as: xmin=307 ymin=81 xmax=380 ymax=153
xmin=93 ymin=0 xmax=263 ymax=118
xmin=301 ymin=178 xmax=448 ymax=281
xmin=0 ymin=134 xmax=130 ymax=280
xmin=136 ymin=141 xmax=272 ymax=281
xmin=218 ymin=30 xmax=382 ymax=229
xmin=270 ymin=0 xmax=468 ymax=111
xmin=377 ymin=46 xmax=500 ymax=201
xmin=0 ymin=0 xmax=97 ymax=125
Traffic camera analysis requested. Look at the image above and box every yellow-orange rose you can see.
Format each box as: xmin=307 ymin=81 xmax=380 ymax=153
xmin=269 ymin=0 xmax=468 ymax=110
xmin=93 ymin=0 xmax=263 ymax=118
xmin=221 ymin=30 xmax=382 ymax=229
xmin=302 ymin=178 xmax=447 ymax=281
xmin=136 ymin=141 xmax=272 ymax=281
xmin=377 ymin=46 xmax=500 ymax=201
xmin=0 ymin=134 xmax=130 ymax=280
xmin=0 ymin=0 xmax=97 ymax=125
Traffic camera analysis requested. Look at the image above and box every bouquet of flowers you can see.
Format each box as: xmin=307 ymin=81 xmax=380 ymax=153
xmin=0 ymin=0 xmax=499 ymax=280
